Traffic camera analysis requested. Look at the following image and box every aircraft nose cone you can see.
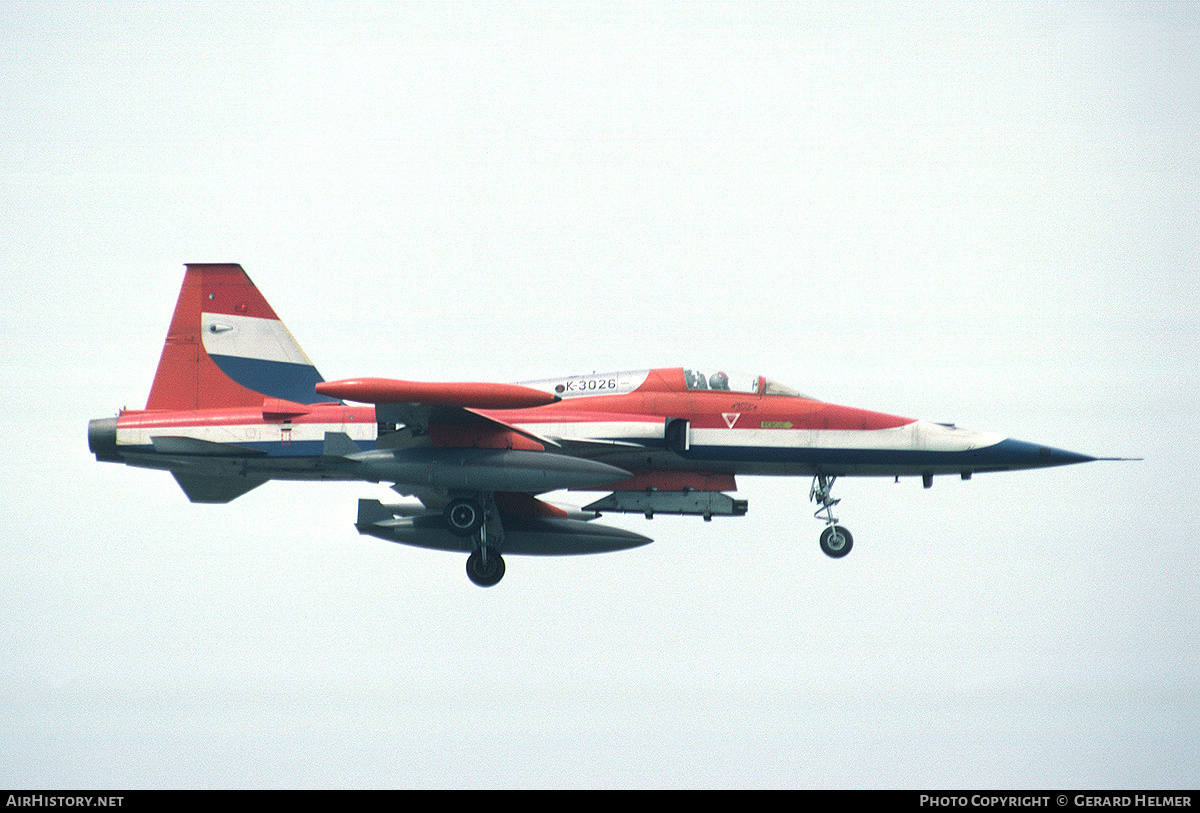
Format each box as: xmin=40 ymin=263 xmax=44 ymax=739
xmin=982 ymin=438 xmax=1096 ymax=469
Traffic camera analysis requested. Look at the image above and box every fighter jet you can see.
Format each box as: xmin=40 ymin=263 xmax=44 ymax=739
xmin=89 ymin=264 xmax=1109 ymax=586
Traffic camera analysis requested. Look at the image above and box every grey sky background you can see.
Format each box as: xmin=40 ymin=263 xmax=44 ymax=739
xmin=2 ymin=2 xmax=1196 ymax=788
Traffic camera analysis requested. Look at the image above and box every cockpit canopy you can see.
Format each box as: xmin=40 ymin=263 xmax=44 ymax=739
xmin=683 ymin=368 xmax=758 ymax=393
xmin=683 ymin=368 xmax=812 ymax=399
xmin=520 ymin=368 xmax=815 ymax=401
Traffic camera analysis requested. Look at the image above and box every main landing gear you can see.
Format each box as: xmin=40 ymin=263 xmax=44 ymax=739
xmin=810 ymin=475 xmax=853 ymax=559
xmin=465 ymin=545 xmax=505 ymax=587
xmin=444 ymin=495 xmax=506 ymax=587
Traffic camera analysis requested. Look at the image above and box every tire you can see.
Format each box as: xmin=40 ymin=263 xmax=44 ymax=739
xmin=819 ymin=525 xmax=853 ymax=558
xmin=466 ymin=548 xmax=505 ymax=587
xmin=445 ymin=498 xmax=484 ymax=537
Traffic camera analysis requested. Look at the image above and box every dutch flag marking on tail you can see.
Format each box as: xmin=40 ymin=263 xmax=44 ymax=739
xmin=145 ymin=264 xmax=336 ymax=410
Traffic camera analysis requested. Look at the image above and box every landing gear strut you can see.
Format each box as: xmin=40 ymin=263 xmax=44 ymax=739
xmin=810 ymin=475 xmax=853 ymax=558
xmin=450 ymin=494 xmax=506 ymax=587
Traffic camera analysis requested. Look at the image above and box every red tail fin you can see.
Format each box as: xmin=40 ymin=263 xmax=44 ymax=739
xmin=145 ymin=264 xmax=330 ymax=410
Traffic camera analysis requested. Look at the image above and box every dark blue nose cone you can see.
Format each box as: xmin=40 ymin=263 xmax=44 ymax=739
xmin=979 ymin=438 xmax=1097 ymax=470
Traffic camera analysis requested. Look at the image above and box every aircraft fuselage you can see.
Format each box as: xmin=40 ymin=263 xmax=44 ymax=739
xmin=92 ymin=366 xmax=1093 ymax=491
xmin=88 ymin=264 xmax=1105 ymax=585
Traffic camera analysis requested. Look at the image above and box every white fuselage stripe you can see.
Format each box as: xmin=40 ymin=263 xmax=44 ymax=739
xmin=117 ymin=421 xmax=377 ymax=447
xmin=516 ymin=419 xmax=1003 ymax=453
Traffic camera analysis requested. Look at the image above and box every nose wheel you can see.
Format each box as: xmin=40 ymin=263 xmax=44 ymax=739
xmin=810 ymin=475 xmax=853 ymax=558
xmin=819 ymin=524 xmax=853 ymax=558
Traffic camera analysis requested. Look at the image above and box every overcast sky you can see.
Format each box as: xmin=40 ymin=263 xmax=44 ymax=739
xmin=2 ymin=2 xmax=1196 ymax=788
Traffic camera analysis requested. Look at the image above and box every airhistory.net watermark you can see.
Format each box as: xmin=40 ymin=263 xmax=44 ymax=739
xmin=6 ymin=797 xmax=123 ymax=808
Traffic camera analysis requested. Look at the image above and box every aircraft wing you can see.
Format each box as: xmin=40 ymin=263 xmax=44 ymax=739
xmin=315 ymin=377 xmax=557 ymax=409
xmin=314 ymin=377 xmax=561 ymax=448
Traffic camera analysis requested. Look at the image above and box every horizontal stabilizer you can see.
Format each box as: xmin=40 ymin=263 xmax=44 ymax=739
xmin=172 ymin=472 xmax=268 ymax=503
xmin=322 ymin=431 xmax=361 ymax=457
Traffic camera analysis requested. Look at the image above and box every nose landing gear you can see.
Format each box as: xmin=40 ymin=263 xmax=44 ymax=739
xmin=810 ymin=475 xmax=853 ymax=558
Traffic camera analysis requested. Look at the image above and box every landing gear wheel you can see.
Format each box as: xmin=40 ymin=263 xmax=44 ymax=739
xmin=466 ymin=547 xmax=505 ymax=587
xmin=820 ymin=525 xmax=853 ymax=558
xmin=445 ymin=498 xmax=484 ymax=537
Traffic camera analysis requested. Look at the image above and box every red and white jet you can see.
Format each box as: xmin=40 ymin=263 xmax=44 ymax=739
xmin=90 ymin=264 xmax=1105 ymax=586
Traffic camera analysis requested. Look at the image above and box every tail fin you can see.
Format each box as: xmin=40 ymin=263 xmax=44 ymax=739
xmin=145 ymin=264 xmax=335 ymax=410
